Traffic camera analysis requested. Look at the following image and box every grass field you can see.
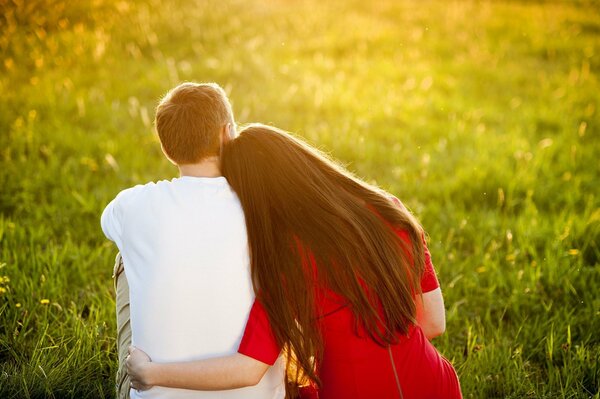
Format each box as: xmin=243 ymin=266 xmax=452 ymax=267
xmin=1 ymin=0 xmax=599 ymax=397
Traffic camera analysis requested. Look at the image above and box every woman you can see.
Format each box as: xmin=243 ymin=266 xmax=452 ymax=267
xmin=127 ymin=124 xmax=462 ymax=398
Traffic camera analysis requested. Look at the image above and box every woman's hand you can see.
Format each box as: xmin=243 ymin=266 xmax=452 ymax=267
xmin=126 ymin=346 xmax=154 ymax=391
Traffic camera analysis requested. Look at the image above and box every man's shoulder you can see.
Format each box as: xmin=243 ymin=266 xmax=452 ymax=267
xmin=112 ymin=180 xmax=167 ymax=206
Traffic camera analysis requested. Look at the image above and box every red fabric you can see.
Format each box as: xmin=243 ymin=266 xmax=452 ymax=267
xmin=298 ymin=385 xmax=319 ymax=399
xmin=395 ymin=228 xmax=439 ymax=294
xmin=421 ymin=240 xmax=439 ymax=293
xmin=238 ymin=200 xmax=461 ymax=398
xmin=238 ymin=299 xmax=281 ymax=365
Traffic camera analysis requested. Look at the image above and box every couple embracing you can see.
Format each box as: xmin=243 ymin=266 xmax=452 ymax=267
xmin=101 ymin=82 xmax=462 ymax=399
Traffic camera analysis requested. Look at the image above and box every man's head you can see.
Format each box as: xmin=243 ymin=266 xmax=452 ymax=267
xmin=155 ymin=82 xmax=235 ymax=165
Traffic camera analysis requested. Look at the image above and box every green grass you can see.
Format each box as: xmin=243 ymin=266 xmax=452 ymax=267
xmin=1 ymin=0 xmax=599 ymax=397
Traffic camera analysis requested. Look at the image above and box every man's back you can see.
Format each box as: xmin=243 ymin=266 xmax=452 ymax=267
xmin=102 ymin=176 xmax=284 ymax=399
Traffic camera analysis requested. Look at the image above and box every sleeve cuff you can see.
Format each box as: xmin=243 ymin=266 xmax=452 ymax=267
xmin=237 ymin=300 xmax=281 ymax=366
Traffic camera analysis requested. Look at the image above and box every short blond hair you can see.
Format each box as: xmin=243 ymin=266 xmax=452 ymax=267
xmin=155 ymin=82 xmax=234 ymax=164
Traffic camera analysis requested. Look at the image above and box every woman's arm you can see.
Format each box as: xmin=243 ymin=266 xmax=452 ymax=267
xmin=127 ymin=346 xmax=271 ymax=391
xmin=415 ymin=287 xmax=446 ymax=340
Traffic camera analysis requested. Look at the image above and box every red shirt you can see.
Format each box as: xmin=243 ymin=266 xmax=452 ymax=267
xmin=238 ymin=226 xmax=461 ymax=398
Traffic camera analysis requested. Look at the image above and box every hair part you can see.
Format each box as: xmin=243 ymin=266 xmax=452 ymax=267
xmin=155 ymin=82 xmax=234 ymax=164
xmin=222 ymin=124 xmax=426 ymax=393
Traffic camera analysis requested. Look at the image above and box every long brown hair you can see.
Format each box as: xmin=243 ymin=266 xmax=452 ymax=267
xmin=221 ymin=124 xmax=425 ymax=392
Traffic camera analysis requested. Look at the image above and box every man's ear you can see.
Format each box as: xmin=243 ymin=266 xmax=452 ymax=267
xmin=221 ymin=123 xmax=233 ymax=144
xmin=160 ymin=142 xmax=177 ymax=165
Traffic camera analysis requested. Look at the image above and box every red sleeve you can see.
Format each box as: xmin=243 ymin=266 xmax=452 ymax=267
xmin=421 ymin=239 xmax=439 ymax=293
xmin=238 ymin=299 xmax=281 ymax=365
xmin=389 ymin=195 xmax=439 ymax=293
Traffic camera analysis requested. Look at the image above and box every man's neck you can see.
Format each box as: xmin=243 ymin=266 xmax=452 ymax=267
xmin=178 ymin=157 xmax=222 ymax=178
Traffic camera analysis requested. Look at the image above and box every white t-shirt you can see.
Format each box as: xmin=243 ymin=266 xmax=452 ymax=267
xmin=101 ymin=176 xmax=285 ymax=399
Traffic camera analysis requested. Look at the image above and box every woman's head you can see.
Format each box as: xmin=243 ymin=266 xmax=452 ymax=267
xmin=222 ymin=124 xmax=425 ymax=390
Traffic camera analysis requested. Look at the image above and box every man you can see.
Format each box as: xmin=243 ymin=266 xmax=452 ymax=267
xmin=101 ymin=83 xmax=285 ymax=399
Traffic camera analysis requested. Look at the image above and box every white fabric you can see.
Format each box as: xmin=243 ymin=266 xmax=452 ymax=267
xmin=101 ymin=176 xmax=285 ymax=399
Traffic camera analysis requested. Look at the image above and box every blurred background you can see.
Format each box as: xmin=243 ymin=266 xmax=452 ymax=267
xmin=0 ymin=0 xmax=599 ymax=397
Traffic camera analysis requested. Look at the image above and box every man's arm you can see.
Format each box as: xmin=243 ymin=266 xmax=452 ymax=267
xmin=101 ymin=195 xmax=124 ymax=246
xmin=127 ymin=347 xmax=270 ymax=391
xmin=415 ymin=287 xmax=446 ymax=339
xmin=101 ymin=184 xmax=145 ymax=247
